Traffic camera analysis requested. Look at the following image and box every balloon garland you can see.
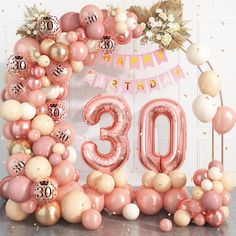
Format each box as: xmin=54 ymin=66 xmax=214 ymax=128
xmin=0 ymin=0 xmax=235 ymax=232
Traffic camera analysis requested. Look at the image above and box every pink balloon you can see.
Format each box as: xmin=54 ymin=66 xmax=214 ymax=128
xmin=206 ymin=209 xmax=225 ymax=227
xmin=46 ymin=61 xmax=72 ymax=85
xmin=57 ymin=181 xmax=83 ymax=202
xmin=20 ymin=198 xmax=37 ymax=214
xmin=10 ymin=120 xmax=31 ymax=139
xmin=27 ymin=89 xmax=46 ymax=107
xmin=208 ymin=160 xmax=223 ymax=171
xmin=51 ymin=122 xmax=75 ymax=146
xmin=82 ymin=209 xmax=102 ymax=230
xmin=27 ymin=77 xmax=42 ymax=90
xmin=28 ymin=129 xmax=41 ymax=142
xmin=116 ymin=30 xmax=133 ymax=45
xmin=201 ymin=191 xmax=222 ymax=211
xmin=67 ymin=31 xmax=78 ymax=43
xmin=0 ymin=176 xmax=12 ymax=199
xmin=221 ymin=191 xmax=231 ymax=206
xmin=133 ymin=25 xmax=143 ymax=38
xmin=105 ymin=187 xmax=130 ymax=215
xmin=32 ymin=136 xmax=56 ymax=157
xmin=83 ymin=52 xmax=98 ymax=66
xmin=136 ymin=187 xmax=162 ymax=215
xmin=194 ymin=213 xmax=206 ymax=226
xmin=7 ymin=176 xmax=31 ymax=203
xmin=36 ymin=104 xmax=48 ymax=115
xmin=123 ymin=184 xmax=136 ymax=203
xmin=163 ymin=188 xmax=187 ymax=214
xmin=79 ymin=5 xmax=103 ymax=27
xmin=81 ymin=95 xmax=131 ymax=173
xmin=160 ymin=219 xmax=173 ymax=232
xmin=69 ymin=41 xmax=88 ymax=61
xmin=1 ymin=87 xmax=10 ymax=102
xmin=61 ymin=149 xmax=69 ymax=160
xmin=3 ymin=122 xmax=14 ymax=140
xmin=7 ymin=154 xmax=29 ymax=177
xmin=14 ymin=37 xmax=40 ymax=56
xmin=57 ymin=84 xmax=68 ymax=100
xmin=193 ymin=169 xmax=208 ymax=186
xmin=101 ymin=9 xmax=109 ymax=19
xmin=60 ymin=12 xmax=80 ymax=32
xmin=30 ymin=65 xmax=45 ymax=78
xmin=86 ymin=22 xmax=105 ymax=40
xmin=212 ymin=106 xmax=236 ymax=134
xmin=49 ymin=153 xmax=62 ymax=166
xmin=52 ymin=160 xmax=75 ymax=185
xmin=178 ymin=199 xmax=204 ymax=218
xmin=75 ymin=27 xmax=88 ymax=42
xmin=103 ymin=17 xmax=117 ymax=37
xmin=138 ymin=99 xmax=186 ymax=173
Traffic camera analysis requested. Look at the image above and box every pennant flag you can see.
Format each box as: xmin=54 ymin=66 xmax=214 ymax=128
xmin=170 ymin=65 xmax=186 ymax=82
xmin=100 ymin=54 xmax=113 ymax=66
xmin=129 ymin=55 xmax=141 ymax=69
xmin=83 ymin=70 xmax=97 ymax=86
xmin=142 ymin=53 xmax=154 ymax=69
xmin=122 ymin=80 xmax=133 ymax=94
xmin=107 ymin=77 xmax=119 ymax=93
xmin=135 ymin=79 xmax=148 ymax=94
xmin=114 ymin=55 xmax=126 ymax=68
xmin=159 ymin=72 xmax=173 ymax=88
xmin=147 ymin=76 xmax=161 ymax=92
xmin=93 ymin=73 xmax=108 ymax=89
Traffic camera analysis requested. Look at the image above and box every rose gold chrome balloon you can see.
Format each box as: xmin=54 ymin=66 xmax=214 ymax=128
xmin=138 ymin=98 xmax=186 ymax=174
xmin=81 ymin=95 xmax=131 ymax=173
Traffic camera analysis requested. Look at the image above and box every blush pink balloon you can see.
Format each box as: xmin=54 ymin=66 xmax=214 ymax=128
xmin=60 ymin=12 xmax=80 ymax=32
xmin=104 ymin=17 xmax=117 ymax=36
xmin=57 ymin=181 xmax=83 ymax=202
xmin=3 ymin=122 xmax=14 ymax=140
xmin=61 ymin=149 xmax=69 ymax=160
xmin=28 ymin=129 xmax=41 ymax=142
xmin=36 ymin=104 xmax=48 ymax=115
xmin=212 ymin=106 xmax=236 ymax=134
xmin=69 ymin=41 xmax=88 ymax=61
xmin=133 ymin=25 xmax=143 ymax=38
xmin=123 ymin=184 xmax=136 ymax=203
xmin=221 ymin=191 xmax=231 ymax=206
xmin=105 ymin=187 xmax=130 ymax=215
xmin=20 ymin=198 xmax=37 ymax=214
xmin=84 ymin=186 xmax=105 ymax=212
xmin=116 ymin=30 xmax=133 ymax=45
xmin=193 ymin=169 xmax=208 ymax=186
xmin=194 ymin=213 xmax=206 ymax=226
xmin=82 ymin=209 xmax=102 ymax=230
xmin=7 ymin=176 xmax=31 ymax=203
xmin=83 ymin=52 xmax=98 ymax=66
xmin=101 ymin=9 xmax=109 ymax=19
xmin=10 ymin=120 xmax=31 ymax=139
xmin=52 ymin=160 xmax=75 ymax=185
xmin=57 ymin=84 xmax=68 ymax=100
xmin=178 ymin=199 xmax=204 ymax=218
xmin=201 ymin=191 xmax=222 ymax=211
xmin=67 ymin=31 xmax=78 ymax=43
xmin=160 ymin=219 xmax=173 ymax=232
xmin=1 ymin=87 xmax=9 ymax=102
xmin=27 ymin=89 xmax=46 ymax=107
xmin=27 ymin=77 xmax=42 ymax=90
xmin=136 ymin=187 xmax=162 ymax=215
xmin=163 ymin=188 xmax=187 ymax=214
xmin=7 ymin=154 xmax=29 ymax=177
xmin=31 ymin=65 xmax=45 ymax=78
xmin=46 ymin=61 xmax=72 ymax=85
xmin=73 ymin=169 xmax=80 ymax=181
xmin=206 ymin=209 xmax=225 ymax=227
xmin=32 ymin=136 xmax=56 ymax=157
xmin=0 ymin=176 xmax=12 ymax=199
xmin=208 ymin=160 xmax=223 ymax=171
xmin=51 ymin=122 xmax=75 ymax=146
xmin=14 ymin=37 xmax=40 ymax=56
xmin=49 ymin=153 xmax=62 ymax=166
xmin=75 ymin=27 xmax=88 ymax=42
xmin=86 ymin=22 xmax=105 ymax=40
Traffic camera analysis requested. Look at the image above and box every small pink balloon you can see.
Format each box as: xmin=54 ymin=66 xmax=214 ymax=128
xmin=14 ymin=37 xmax=40 ymax=56
xmin=69 ymin=41 xmax=88 ymax=61
xmin=208 ymin=160 xmax=223 ymax=171
xmin=60 ymin=12 xmax=80 ymax=32
xmin=193 ymin=169 xmax=208 ymax=186
xmin=83 ymin=52 xmax=98 ymax=66
xmin=31 ymin=65 xmax=45 ymax=78
xmin=1 ymin=87 xmax=9 ymax=102
xmin=163 ymin=188 xmax=187 ymax=214
xmin=136 ymin=187 xmax=162 ymax=215
xmin=86 ymin=22 xmax=105 ymax=40
xmin=51 ymin=122 xmax=75 ymax=146
xmin=57 ymin=84 xmax=68 ymax=100
xmin=7 ymin=176 xmax=31 ymax=203
xmin=52 ymin=160 xmax=75 ymax=185
xmin=0 ymin=176 xmax=13 ymax=199
xmin=103 ymin=17 xmax=117 ymax=37
xmin=221 ymin=191 xmax=232 ymax=206
xmin=49 ymin=153 xmax=62 ymax=166
xmin=123 ymin=184 xmax=136 ymax=203
xmin=61 ymin=149 xmax=69 ymax=160
xmin=75 ymin=27 xmax=88 ymax=42
xmin=116 ymin=30 xmax=133 ymax=45
xmin=32 ymin=136 xmax=56 ymax=157
xmin=27 ymin=77 xmax=42 ymax=90
xmin=105 ymin=187 xmax=130 ymax=215
xmin=27 ymin=89 xmax=46 ymax=107
xmin=73 ymin=170 xmax=80 ymax=181
xmin=36 ymin=104 xmax=48 ymax=115
xmin=101 ymin=9 xmax=109 ymax=19
xmin=127 ymin=12 xmax=138 ymax=21
xmin=67 ymin=31 xmax=78 ymax=43
xmin=10 ymin=120 xmax=31 ymax=139
xmin=28 ymin=129 xmax=41 ymax=142
xmin=57 ymin=181 xmax=83 ymax=202
xmin=212 ymin=106 xmax=236 ymax=134
xmin=178 ymin=199 xmax=204 ymax=218
xmin=84 ymin=186 xmax=105 ymax=212
xmin=133 ymin=25 xmax=143 ymax=38
xmin=3 ymin=122 xmax=14 ymax=140
xmin=206 ymin=209 xmax=225 ymax=227
xmin=201 ymin=191 xmax=222 ymax=211
xmin=82 ymin=209 xmax=102 ymax=230
xmin=7 ymin=153 xmax=29 ymax=177
xmin=20 ymin=198 xmax=37 ymax=214
xmin=194 ymin=213 xmax=206 ymax=226
xmin=160 ymin=219 xmax=173 ymax=232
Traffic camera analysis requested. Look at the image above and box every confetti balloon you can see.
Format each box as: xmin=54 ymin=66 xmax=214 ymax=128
xmin=6 ymin=55 xmax=29 ymax=77
xmin=46 ymin=99 xmax=67 ymax=123
xmin=7 ymin=154 xmax=29 ymax=177
xmin=98 ymin=36 xmax=116 ymax=55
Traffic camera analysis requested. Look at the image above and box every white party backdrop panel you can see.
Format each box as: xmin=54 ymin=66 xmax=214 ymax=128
xmin=0 ymin=0 xmax=236 ymax=186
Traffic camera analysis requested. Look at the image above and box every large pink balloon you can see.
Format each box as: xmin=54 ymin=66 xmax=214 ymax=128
xmin=116 ymin=30 xmax=133 ymax=45
xmin=10 ymin=120 xmax=31 ymax=139
xmin=136 ymin=187 xmax=162 ymax=215
xmin=201 ymin=191 xmax=222 ymax=211
xmin=81 ymin=95 xmax=132 ymax=173
xmin=0 ymin=176 xmax=12 ymax=199
xmin=69 ymin=42 xmax=88 ymax=61
xmin=27 ymin=89 xmax=46 ymax=107
xmin=206 ymin=209 xmax=225 ymax=227
xmin=14 ymin=37 xmax=40 ymax=56
xmin=103 ymin=17 xmax=117 ymax=37
xmin=32 ymin=136 xmax=56 ymax=157
xmin=86 ymin=22 xmax=105 ymax=40
xmin=105 ymin=187 xmax=130 ymax=215
xmin=212 ymin=106 xmax=236 ymax=134
xmin=60 ymin=12 xmax=80 ymax=32
xmin=138 ymin=99 xmax=186 ymax=174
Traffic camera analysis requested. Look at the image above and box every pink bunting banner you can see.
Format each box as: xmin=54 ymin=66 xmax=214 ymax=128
xmin=82 ymin=65 xmax=186 ymax=94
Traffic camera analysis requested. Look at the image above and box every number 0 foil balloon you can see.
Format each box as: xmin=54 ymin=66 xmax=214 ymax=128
xmin=81 ymin=95 xmax=131 ymax=173
xmin=138 ymin=98 xmax=186 ymax=174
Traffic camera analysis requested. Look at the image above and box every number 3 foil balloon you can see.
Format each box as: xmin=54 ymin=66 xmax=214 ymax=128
xmin=81 ymin=95 xmax=132 ymax=173
xmin=138 ymin=98 xmax=186 ymax=174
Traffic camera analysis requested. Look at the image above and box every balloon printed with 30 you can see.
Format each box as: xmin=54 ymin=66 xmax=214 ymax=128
xmin=81 ymin=95 xmax=132 ymax=173
xmin=138 ymin=98 xmax=187 ymax=174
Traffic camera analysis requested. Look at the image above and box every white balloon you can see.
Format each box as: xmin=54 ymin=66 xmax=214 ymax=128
xmin=21 ymin=102 xmax=36 ymax=120
xmin=42 ymin=85 xmax=60 ymax=100
xmin=201 ymin=179 xmax=213 ymax=191
xmin=86 ymin=39 xmax=98 ymax=53
xmin=56 ymin=32 xmax=70 ymax=45
xmin=122 ymin=203 xmax=140 ymax=221
xmin=66 ymin=146 xmax=77 ymax=163
xmin=186 ymin=43 xmax=210 ymax=65
xmin=126 ymin=17 xmax=137 ymax=30
xmin=208 ymin=167 xmax=222 ymax=181
xmin=192 ymin=94 xmax=217 ymax=122
xmin=115 ymin=12 xmax=127 ymax=22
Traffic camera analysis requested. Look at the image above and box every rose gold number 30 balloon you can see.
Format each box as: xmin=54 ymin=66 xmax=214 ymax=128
xmin=138 ymin=98 xmax=186 ymax=174
xmin=81 ymin=95 xmax=132 ymax=173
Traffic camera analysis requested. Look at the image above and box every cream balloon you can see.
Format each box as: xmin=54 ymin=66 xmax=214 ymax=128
xmin=56 ymin=32 xmax=70 ymax=46
xmin=112 ymin=169 xmax=128 ymax=188
xmin=70 ymin=60 xmax=84 ymax=73
xmin=212 ymin=181 xmax=224 ymax=193
xmin=40 ymin=39 xmax=55 ymax=55
xmin=42 ymin=85 xmax=60 ymax=100
xmin=5 ymin=199 xmax=28 ymax=221
xmin=21 ymin=102 xmax=36 ymax=120
xmin=115 ymin=22 xmax=128 ymax=34
xmin=221 ymin=206 xmax=229 ymax=218
xmin=201 ymin=179 xmax=213 ymax=191
xmin=174 ymin=209 xmax=191 ymax=227
xmin=208 ymin=167 xmax=222 ymax=181
xmin=192 ymin=186 xmax=204 ymax=200
xmin=95 ymin=174 xmax=115 ymax=194
xmin=41 ymin=76 xmax=51 ymax=87
xmin=53 ymin=143 xmax=66 ymax=155
xmin=32 ymin=114 xmax=54 ymax=135
xmin=115 ymin=12 xmax=128 ymax=22
xmin=61 ymin=190 xmax=91 ymax=223
xmin=122 ymin=203 xmax=140 ymax=221
xmin=66 ymin=146 xmax=77 ymax=163
xmin=86 ymin=39 xmax=98 ymax=53
xmin=152 ymin=173 xmax=171 ymax=193
xmin=0 ymin=100 xmax=22 ymax=121
xmin=220 ymin=172 xmax=235 ymax=191
xmin=87 ymin=171 xmax=103 ymax=188
xmin=169 ymin=170 xmax=187 ymax=189
xmin=38 ymin=55 xmax=51 ymax=67
xmin=126 ymin=18 xmax=137 ymax=30
xmin=142 ymin=171 xmax=156 ymax=188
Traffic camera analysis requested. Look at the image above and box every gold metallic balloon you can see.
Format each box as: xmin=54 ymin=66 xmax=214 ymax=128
xmin=35 ymin=201 xmax=61 ymax=226
xmin=49 ymin=43 xmax=69 ymax=62
xmin=8 ymin=139 xmax=33 ymax=157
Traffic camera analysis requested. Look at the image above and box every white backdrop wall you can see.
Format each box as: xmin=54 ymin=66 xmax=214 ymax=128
xmin=0 ymin=0 xmax=236 ymax=186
